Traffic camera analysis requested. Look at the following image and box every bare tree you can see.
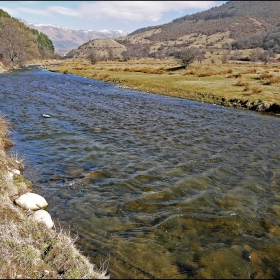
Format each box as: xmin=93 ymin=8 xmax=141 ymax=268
xmin=0 ymin=18 xmax=38 ymax=70
xmin=88 ymin=52 xmax=98 ymax=64
xmin=175 ymin=47 xmax=199 ymax=68
xmin=259 ymin=51 xmax=270 ymax=65
xmin=221 ymin=52 xmax=228 ymax=64
xmin=197 ymin=51 xmax=205 ymax=63
xmin=107 ymin=49 xmax=114 ymax=61
xmin=230 ymin=50 xmax=243 ymax=60
xmin=249 ymin=47 xmax=263 ymax=62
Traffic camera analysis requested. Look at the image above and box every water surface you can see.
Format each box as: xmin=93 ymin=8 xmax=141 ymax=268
xmin=1 ymin=68 xmax=280 ymax=278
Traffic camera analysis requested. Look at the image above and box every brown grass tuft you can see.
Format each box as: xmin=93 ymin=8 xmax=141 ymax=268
xmin=243 ymin=82 xmax=250 ymax=91
xmin=198 ymin=71 xmax=213 ymax=77
xmin=241 ymin=68 xmax=257 ymax=74
xmin=260 ymin=73 xmax=280 ymax=85
xmin=260 ymin=73 xmax=273 ymax=80
xmin=251 ymin=86 xmax=263 ymax=94
xmin=234 ymin=79 xmax=245 ymax=86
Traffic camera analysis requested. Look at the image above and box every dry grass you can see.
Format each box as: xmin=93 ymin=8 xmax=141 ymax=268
xmin=241 ymin=68 xmax=257 ymax=74
xmin=260 ymin=72 xmax=280 ymax=85
xmin=243 ymin=82 xmax=251 ymax=92
xmin=234 ymin=79 xmax=245 ymax=86
xmin=228 ymin=73 xmax=242 ymax=79
xmin=0 ymin=116 xmax=14 ymax=150
xmin=0 ymin=116 xmax=109 ymax=279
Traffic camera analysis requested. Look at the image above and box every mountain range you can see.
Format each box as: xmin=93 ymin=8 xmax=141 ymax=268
xmin=22 ymin=21 xmax=129 ymax=55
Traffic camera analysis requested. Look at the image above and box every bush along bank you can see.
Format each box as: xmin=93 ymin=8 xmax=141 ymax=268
xmin=0 ymin=116 xmax=109 ymax=279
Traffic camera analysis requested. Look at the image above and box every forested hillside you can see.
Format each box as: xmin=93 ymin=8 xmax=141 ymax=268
xmin=0 ymin=9 xmax=55 ymax=69
xmin=67 ymin=1 xmax=280 ymax=61
xmin=232 ymin=26 xmax=280 ymax=55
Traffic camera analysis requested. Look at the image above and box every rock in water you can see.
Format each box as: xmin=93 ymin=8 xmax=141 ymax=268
xmin=15 ymin=192 xmax=48 ymax=210
xmin=32 ymin=210 xmax=54 ymax=229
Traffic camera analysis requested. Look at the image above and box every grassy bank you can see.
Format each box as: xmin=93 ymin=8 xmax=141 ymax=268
xmin=0 ymin=115 xmax=108 ymax=279
xmin=47 ymin=58 xmax=280 ymax=115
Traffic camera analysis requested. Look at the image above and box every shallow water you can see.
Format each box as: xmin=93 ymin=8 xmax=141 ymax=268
xmin=1 ymin=68 xmax=280 ymax=278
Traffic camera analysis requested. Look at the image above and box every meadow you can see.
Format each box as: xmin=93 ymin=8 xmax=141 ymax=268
xmin=47 ymin=57 xmax=280 ymax=114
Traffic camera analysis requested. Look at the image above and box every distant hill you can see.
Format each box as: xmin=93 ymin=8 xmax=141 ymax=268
xmin=23 ymin=22 xmax=129 ymax=56
xmin=66 ymin=1 xmax=280 ymax=60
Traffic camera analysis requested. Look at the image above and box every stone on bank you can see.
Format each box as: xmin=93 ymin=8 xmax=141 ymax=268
xmin=15 ymin=192 xmax=48 ymax=210
xmin=32 ymin=209 xmax=54 ymax=229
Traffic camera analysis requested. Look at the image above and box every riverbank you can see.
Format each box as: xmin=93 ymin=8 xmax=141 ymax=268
xmin=0 ymin=62 xmax=7 ymax=73
xmin=0 ymin=116 xmax=109 ymax=279
xmin=46 ymin=58 xmax=280 ymax=115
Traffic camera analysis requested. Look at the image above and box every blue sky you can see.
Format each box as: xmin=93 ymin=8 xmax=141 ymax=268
xmin=0 ymin=1 xmax=226 ymax=32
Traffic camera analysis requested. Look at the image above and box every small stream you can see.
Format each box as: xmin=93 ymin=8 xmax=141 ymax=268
xmin=1 ymin=68 xmax=280 ymax=278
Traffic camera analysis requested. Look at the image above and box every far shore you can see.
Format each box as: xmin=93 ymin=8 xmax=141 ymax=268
xmin=43 ymin=58 xmax=280 ymax=116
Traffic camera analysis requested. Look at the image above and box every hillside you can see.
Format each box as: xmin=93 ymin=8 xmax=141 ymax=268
xmin=23 ymin=21 xmax=129 ymax=56
xmin=0 ymin=9 xmax=55 ymax=69
xmin=66 ymin=1 xmax=280 ymax=60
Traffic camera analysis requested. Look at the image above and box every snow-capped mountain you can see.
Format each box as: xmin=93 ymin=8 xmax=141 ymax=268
xmin=23 ymin=21 xmax=129 ymax=55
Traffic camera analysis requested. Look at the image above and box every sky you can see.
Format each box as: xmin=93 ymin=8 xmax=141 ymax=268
xmin=0 ymin=1 xmax=227 ymax=32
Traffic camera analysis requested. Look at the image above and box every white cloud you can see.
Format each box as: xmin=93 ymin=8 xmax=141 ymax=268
xmin=0 ymin=1 xmax=222 ymax=25
xmin=0 ymin=4 xmax=46 ymax=17
xmin=18 ymin=7 xmax=51 ymax=16
xmin=46 ymin=1 xmax=220 ymax=22
xmin=75 ymin=1 xmax=218 ymax=22
xmin=47 ymin=6 xmax=79 ymax=17
xmin=0 ymin=6 xmax=18 ymax=16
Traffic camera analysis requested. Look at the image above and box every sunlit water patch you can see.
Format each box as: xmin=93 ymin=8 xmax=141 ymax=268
xmin=1 ymin=69 xmax=280 ymax=278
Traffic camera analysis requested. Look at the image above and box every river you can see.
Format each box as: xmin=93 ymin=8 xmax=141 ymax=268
xmin=1 ymin=68 xmax=280 ymax=278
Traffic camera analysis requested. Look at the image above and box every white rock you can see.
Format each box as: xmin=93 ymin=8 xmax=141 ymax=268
xmin=15 ymin=192 xmax=48 ymax=210
xmin=11 ymin=169 xmax=20 ymax=175
xmin=32 ymin=210 xmax=54 ymax=229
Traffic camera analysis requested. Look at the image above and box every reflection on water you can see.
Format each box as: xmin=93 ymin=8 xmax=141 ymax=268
xmin=1 ymin=69 xmax=280 ymax=278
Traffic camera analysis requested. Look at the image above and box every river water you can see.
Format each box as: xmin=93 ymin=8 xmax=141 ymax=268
xmin=1 ymin=68 xmax=280 ymax=278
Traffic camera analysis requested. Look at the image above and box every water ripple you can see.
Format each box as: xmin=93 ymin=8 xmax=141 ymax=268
xmin=1 ymin=69 xmax=280 ymax=278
